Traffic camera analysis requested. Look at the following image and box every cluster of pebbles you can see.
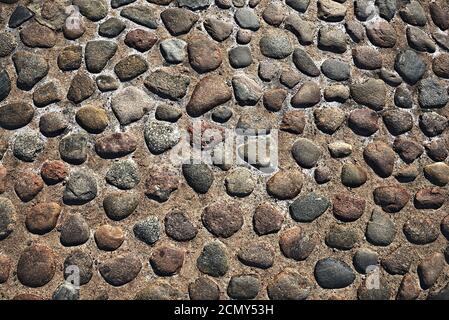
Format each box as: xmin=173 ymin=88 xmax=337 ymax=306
xmin=1 ymin=0 xmax=449 ymax=300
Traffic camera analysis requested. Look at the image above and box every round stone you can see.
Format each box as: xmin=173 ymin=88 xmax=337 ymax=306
xmin=395 ymin=86 xmax=413 ymax=109
xmin=333 ymin=193 xmax=366 ymax=222
xmin=366 ymin=20 xmax=397 ymax=48
xmin=314 ymin=107 xmax=346 ymax=134
xmin=348 ymin=108 xmax=379 ymax=136
xmin=197 ymin=241 xmax=228 ymax=277
xmin=160 ymin=39 xmax=187 ymax=64
xmin=237 ymin=242 xmax=274 ymax=269
xmin=145 ymin=121 xmax=180 ymax=155
xmin=366 ymin=209 xmax=396 ymax=246
xmin=103 ymin=192 xmax=139 ymax=221
xmin=395 ymin=50 xmax=426 ymax=84
xmin=363 ymin=142 xmax=395 ymax=178
xmin=13 ymin=132 xmax=44 ymax=162
xmin=229 ymin=46 xmax=253 ymax=68
xmin=63 ymin=250 xmax=93 ymax=285
xmin=292 ymin=138 xmax=321 ymax=168
xmin=202 ymin=202 xmax=243 ymax=238
xmin=419 ymin=112 xmax=447 ymax=137
xmin=373 ymin=186 xmax=410 ymax=213
xmin=125 ymin=29 xmax=158 ymax=52
xmin=224 ymin=168 xmax=255 ymax=197
xmin=290 ymin=192 xmax=330 ymax=222
xmin=314 ymin=258 xmax=355 ymax=289
xmin=279 ymin=226 xmax=316 ymax=261
xmin=321 ymin=59 xmax=350 ymax=81
xmin=95 ymin=133 xmax=137 ymax=159
xmin=164 ymin=210 xmax=198 ymax=241
xmin=63 ymin=171 xmax=97 ymax=205
xmin=259 ymin=31 xmax=293 ymax=59
xmin=424 ymin=162 xmax=449 ymax=186
xmin=189 ymin=277 xmax=220 ymax=300
xmin=328 ymin=141 xmax=352 ymax=158
xmin=144 ymin=166 xmax=179 ymax=202
xmin=341 ymin=164 xmax=367 ymax=188
xmin=14 ymin=172 xmax=44 ymax=202
xmin=58 ymin=46 xmax=82 ymax=71
xmin=267 ymin=269 xmax=310 ymax=300
xmin=106 ymin=160 xmax=140 ymax=190
xmin=235 ymin=8 xmax=260 ymax=30
xmin=383 ymin=109 xmax=413 ymax=135
xmin=155 ymin=105 xmax=182 ymax=122
xmin=114 ymin=55 xmax=148 ymax=82
xmin=187 ymin=34 xmax=222 ymax=73
xmin=76 ymin=105 xmax=109 ymax=133
xmin=59 ymin=133 xmax=89 ymax=165
xmin=39 ymin=112 xmax=68 ymax=137
xmin=99 ymin=254 xmax=142 ymax=286
xmin=212 ymin=106 xmax=233 ymax=123
xmin=353 ymin=248 xmax=379 ymax=274
xmin=236 ymin=29 xmax=252 ymax=44
xmin=417 ymin=252 xmax=445 ymax=289
xmin=418 ymin=78 xmax=449 ymax=109
xmin=182 ymin=163 xmax=214 ymax=194
xmin=403 ymin=216 xmax=439 ymax=245
xmin=227 ymin=275 xmax=260 ymax=300
xmin=0 ymin=197 xmax=15 ymax=240
xmin=253 ymin=202 xmax=284 ymax=235
xmin=150 ymin=245 xmax=185 ymax=276
xmin=0 ymin=254 xmax=11 ymax=283
xmin=99 ymin=18 xmax=126 ymax=38
xmin=59 ymin=213 xmax=90 ymax=247
xmin=291 ymin=81 xmax=321 ymax=108
xmin=96 ymin=75 xmax=119 ymax=92
xmin=133 ymin=217 xmax=160 ymax=245
xmin=266 ymin=170 xmax=302 ymax=200
xmin=67 ymin=72 xmax=96 ymax=103
xmin=95 ymin=225 xmax=125 ymax=251
xmin=325 ymin=224 xmax=359 ymax=250
xmin=26 ymin=202 xmax=61 ymax=235
xmin=17 ymin=244 xmax=56 ymax=288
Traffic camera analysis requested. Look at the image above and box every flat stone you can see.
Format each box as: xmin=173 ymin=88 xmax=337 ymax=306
xmin=160 ymin=39 xmax=187 ymax=64
xmin=253 ymin=202 xmax=284 ymax=235
xmin=14 ymin=172 xmax=44 ymax=202
xmin=263 ymin=88 xmax=287 ymax=112
xmin=150 ymin=246 xmax=184 ymax=276
xmin=73 ymin=0 xmax=108 ymax=21
xmin=161 ymin=8 xmax=198 ymax=35
xmin=238 ymin=242 xmax=274 ymax=269
xmin=418 ymin=78 xmax=448 ymax=109
xmin=76 ymin=105 xmax=108 ymax=133
xmin=112 ymin=87 xmax=152 ymax=125
xmin=366 ymin=20 xmax=397 ymax=47
xmin=325 ymin=224 xmax=359 ymax=250
xmin=20 ymin=23 xmax=56 ymax=48
xmin=262 ymin=3 xmax=285 ymax=26
xmin=189 ymin=277 xmax=220 ymax=300
xmin=103 ymin=192 xmax=139 ymax=221
xmin=187 ymin=75 xmax=232 ymax=117
xmin=67 ymin=72 xmax=96 ymax=103
xmin=59 ymin=133 xmax=89 ymax=164
xmin=318 ymin=26 xmax=347 ymax=53
xmin=353 ymin=248 xmax=379 ymax=274
xmin=284 ymin=14 xmax=314 ymax=45
xmin=0 ymin=197 xmax=15 ymax=240
xmin=133 ymin=216 xmax=160 ymax=245
xmin=135 ymin=282 xmax=183 ymax=300
xmin=188 ymin=34 xmax=222 ymax=73
xmin=229 ymin=46 xmax=253 ymax=68
xmin=290 ymin=192 xmax=330 ymax=222
xmin=121 ymin=5 xmax=158 ymax=28
xmin=99 ymin=18 xmax=126 ymax=38
xmin=353 ymin=46 xmax=382 ymax=70
xmin=314 ymin=107 xmax=346 ymax=134
xmin=291 ymin=138 xmax=321 ymax=168
xmin=39 ymin=112 xmax=67 ymax=137
xmin=383 ymin=109 xmax=413 ymax=135
xmin=363 ymin=141 xmax=395 ymax=178
xmin=425 ymin=140 xmax=448 ymax=162
xmin=106 ymin=160 xmax=140 ymax=190
xmin=366 ymin=209 xmax=396 ymax=246
xmin=197 ymin=241 xmax=228 ymax=277
xmin=225 ymin=168 xmax=255 ymax=197
xmin=235 ymin=8 xmax=259 ymax=30
xmin=164 ymin=210 xmax=198 ymax=241
xmin=333 ymin=192 xmax=366 ymax=222
xmin=17 ymin=244 xmax=55 ymax=287
xmin=0 ymin=102 xmax=34 ymax=130
xmin=286 ymin=0 xmax=310 ymax=12
xmin=403 ymin=216 xmax=439 ymax=244
xmin=204 ymin=17 xmax=233 ymax=42
xmin=317 ymin=0 xmax=347 ymax=22
xmin=144 ymin=69 xmax=190 ymax=100
xmin=63 ymin=171 xmax=97 ymax=205
xmin=58 ymin=46 xmax=82 ymax=71
xmin=418 ymin=253 xmax=444 ymax=289
xmin=8 ymin=5 xmax=34 ymax=28
xmin=433 ymin=54 xmax=449 ymax=78
xmin=99 ymin=255 xmax=142 ymax=286
xmin=144 ymin=166 xmax=179 ymax=202
xmin=292 ymin=48 xmax=320 ymax=77
xmin=59 ymin=213 xmax=90 ymax=246
xmin=95 ymin=133 xmax=137 ymax=159
xmin=314 ymin=258 xmax=355 ymax=289
xmin=85 ymin=41 xmax=118 ymax=73
xmin=393 ymin=136 xmax=423 ymax=163
xmin=373 ymin=186 xmax=409 ymax=213
xmin=202 ymin=201 xmax=243 ymax=238
xmin=280 ymin=226 xmax=316 ymax=261
xmin=12 ymin=51 xmax=49 ymax=90
xmin=13 ymin=132 xmax=44 ymax=162
xmin=125 ymin=29 xmax=158 ymax=52
xmin=267 ymin=269 xmax=310 ymax=300
xmin=232 ymin=74 xmax=262 ymax=106
xmin=178 ymin=0 xmax=211 ymax=10
xmin=406 ymin=26 xmax=436 ymax=52
xmin=376 ymin=0 xmax=396 ymax=20
xmin=114 ymin=55 xmax=148 ymax=82
xmin=33 ymin=82 xmax=62 ymax=108
xmin=424 ymin=162 xmax=449 ymax=186
xmin=395 ymin=50 xmax=426 ymax=84
xmin=328 ymin=141 xmax=352 ymax=158
xmin=350 ymin=79 xmax=386 ymax=111
xmin=259 ymin=31 xmax=293 ymax=59
xmin=227 ymin=275 xmax=260 ymax=300
xmin=346 ymin=20 xmax=365 ymax=42
xmin=41 ymin=160 xmax=68 ymax=185
xmin=397 ymin=274 xmax=420 ymax=300
xmin=341 ymin=164 xmax=367 ymax=188
xmin=399 ymin=0 xmax=426 ymax=26
xmin=430 ymin=1 xmax=449 ymax=30
xmin=419 ymin=112 xmax=447 ymax=137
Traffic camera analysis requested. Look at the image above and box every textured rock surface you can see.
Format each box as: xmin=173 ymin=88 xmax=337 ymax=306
xmin=0 ymin=0 xmax=448 ymax=301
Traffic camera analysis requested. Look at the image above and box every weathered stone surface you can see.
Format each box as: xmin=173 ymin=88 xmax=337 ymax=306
xmin=17 ymin=244 xmax=55 ymax=288
xmin=99 ymin=255 xmax=142 ymax=286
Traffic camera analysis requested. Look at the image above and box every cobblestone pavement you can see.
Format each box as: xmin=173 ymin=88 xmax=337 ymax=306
xmin=1 ymin=0 xmax=449 ymax=300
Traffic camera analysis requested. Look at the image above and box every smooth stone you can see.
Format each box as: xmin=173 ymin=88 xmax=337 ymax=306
xmin=267 ymin=270 xmax=310 ymax=300
xmin=279 ymin=226 xmax=316 ymax=261
xmin=291 ymin=138 xmax=321 ymax=168
xmin=160 ymin=39 xmax=187 ymax=64
xmin=106 ymin=160 xmax=140 ymax=190
xmin=63 ymin=171 xmax=97 ymax=205
xmin=314 ymin=258 xmax=355 ymax=289
xmin=353 ymin=248 xmax=379 ymax=274
xmin=17 ymin=244 xmax=55 ymax=287
xmin=99 ymin=255 xmax=142 ymax=286
xmin=64 ymin=250 xmax=93 ymax=285
xmin=12 ymin=51 xmax=49 ymax=90
xmin=58 ymin=46 xmax=82 ymax=71
xmin=197 ymin=241 xmax=228 ymax=277
xmin=0 ymin=102 xmax=34 ymax=130
xmin=59 ymin=213 xmax=89 ymax=246
xmin=161 ymin=8 xmax=198 ymax=36
xmin=253 ymin=202 xmax=284 ymax=235
xmin=202 ymin=202 xmax=243 ymax=238
xmin=259 ymin=31 xmax=293 ymax=59
xmin=234 ymin=8 xmax=260 ymax=30
xmin=133 ymin=217 xmax=160 ymax=245
xmin=363 ymin=141 xmax=395 ymax=178
xmin=0 ymin=70 xmax=11 ymax=102
xmin=85 ymin=41 xmax=118 ymax=73
xmin=103 ymin=192 xmax=139 ymax=221
xmin=99 ymin=18 xmax=126 ymax=38
xmin=59 ymin=133 xmax=89 ymax=165
xmin=189 ymin=277 xmax=220 ymax=300
xmin=366 ymin=209 xmax=395 ymax=246
xmin=121 ymin=5 xmax=158 ymax=28
xmin=395 ymin=50 xmax=426 ymax=84
xmin=111 ymin=87 xmax=152 ymax=125
xmin=164 ymin=210 xmax=198 ymax=241
xmin=67 ymin=72 xmax=96 ymax=104
xmin=73 ymin=0 xmax=108 ymax=21
xmin=114 ymin=55 xmax=148 ymax=82
xmin=325 ymin=224 xmax=359 ymax=250
xmin=290 ymin=193 xmax=330 ymax=222
xmin=227 ymin=275 xmax=260 ymax=300
xmin=418 ymin=78 xmax=448 ymax=109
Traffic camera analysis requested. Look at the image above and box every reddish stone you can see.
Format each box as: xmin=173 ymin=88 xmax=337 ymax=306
xmin=41 ymin=160 xmax=68 ymax=184
xmin=14 ymin=172 xmax=44 ymax=202
xmin=95 ymin=132 xmax=137 ymax=158
xmin=0 ymin=165 xmax=6 ymax=193
xmin=333 ymin=192 xmax=366 ymax=222
xmin=150 ymin=245 xmax=185 ymax=276
xmin=125 ymin=29 xmax=158 ymax=52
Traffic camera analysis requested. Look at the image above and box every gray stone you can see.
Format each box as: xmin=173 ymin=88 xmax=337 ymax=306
xmin=85 ymin=41 xmax=118 ymax=73
xmin=229 ymin=46 xmax=253 ymax=68
xmin=204 ymin=17 xmax=233 ymax=42
xmin=290 ymin=192 xmax=330 ymax=222
xmin=259 ymin=31 xmax=293 ymax=59
xmin=227 ymin=275 xmax=260 ymax=300
xmin=106 ymin=160 xmax=140 ymax=190
xmin=325 ymin=224 xmax=359 ymax=250
xmin=0 ymin=197 xmax=15 ymax=240
xmin=399 ymin=0 xmax=427 ymax=26
xmin=321 ymin=59 xmax=350 ymax=81
xmin=53 ymin=283 xmax=79 ymax=300
xmin=73 ymin=0 xmax=108 ymax=21
xmin=8 ymin=5 xmax=34 ymax=28
xmin=133 ymin=217 xmax=160 ymax=245
xmin=12 ymin=51 xmax=49 ymax=90
xmin=284 ymin=14 xmax=314 ymax=45
xmin=292 ymin=48 xmax=320 ymax=77
xmin=366 ymin=209 xmax=396 ymax=246
xmin=144 ymin=121 xmax=180 ymax=154
xmin=161 ymin=8 xmax=198 ymax=36
xmin=13 ymin=132 xmax=44 ymax=162
xmin=395 ymin=50 xmax=426 ymax=84
xmin=121 ymin=5 xmax=158 ymax=28
xmin=235 ymin=8 xmax=260 ymax=30
xmin=63 ymin=171 xmax=97 ymax=205
xmin=286 ymin=0 xmax=310 ymax=12
xmin=314 ymin=258 xmax=355 ymax=289
xmin=182 ymin=163 xmax=214 ymax=194
xmin=160 ymin=39 xmax=187 ymax=64
xmin=376 ymin=0 xmax=396 ymax=20
xmin=232 ymin=75 xmax=262 ymax=106
xmin=0 ymin=70 xmax=11 ymax=102
xmin=0 ymin=33 xmax=16 ymax=57
xmin=144 ymin=69 xmax=190 ymax=100
xmin=114 ymin=55 xmax=148 ymax=82
xmin=59 ymin=213 xmax=89 ymax=246
xmin=418 ymin=78 xmax=448 ymax=109
xmin=178 ymin=0 xmax=211 ymax=10
xmin=318 ymin=26 xmax=347 ymax=53
xmin=111 ymin=87 xmax=152 ymax=125
xmin=197 ymin=241 xmax=228 ymax=277
xmin=407 ymin=26 xmax=436 ymax=52
xmin=291 ymin=138 xmax=321 ymax=168
xmin=103 ymin=192 xmax=139 ymax=221
xmin=353 ymin=248 xmax=379 ymax=274
xmin=59 ymin=133 xmax=89 ymax=165
xmin=99 ymin=18 xmax=126 ymax=38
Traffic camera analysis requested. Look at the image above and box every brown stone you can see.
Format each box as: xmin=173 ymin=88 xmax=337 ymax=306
xmin=373 ymin=186 xmax=410 ymax=213
xmin=12 ymin=294 xmax=44 ymax=300
xmin=333 ymin=192 xmax=366 ymax=222
xmin=397 ymin=273 xmax=420 ymax=300
xmin=144 ymin=167 xmax=180 ymax=202
xmin=0 ymin=253 xmax=11 ymax=283
xmin=433 ymin=53 xmax=449 ymax=78
xmin=188 ymin=34 xmax=222 ymax=73
xmin=17 ymin=243 xmax=56 ymax=287
xmin=150 ymin=245 xmax=185 ymax=276
xmin=125 ymin=29 xmax=158 ymax=52
xmin=393 ymin=136 xmax=423 ymax=163
xmin=280 ymin=110 xmax=306 ymax=134
xmin=186 ymin=75 xmax=232 ymax=117
xmin=366 ymin=20 xmax=397 ymax=48
xmin=164 ymin=210 xmax=198 ymax=241
xmin=0 ymin=165 xmax=6 ymax=193
xmin=291 ymin=81 xmax=321 ymax=108
xmin=266 ymin=170 xmax=303 ymax=200
xmin=95 ymin=132 xmax=137 ymax=158
xmin=263 ymin=88 xmax=287 ymax=112
xmin=41 ymin=160 xmax=68 ymax=184
xmin=253 ymin=202 xmax=284 ymax=235
xmin=352 ymin=46 xmax=382 ymax=70
xmin=95 ymin=225 xmax=125 ymax=251
xmin=26 ymin=202 xmax=61 ymax=235
xmin=14 ymin=172 xmax=44 ymax=202
xmin=99 ymin=254 xmax=142 ymax=286
xmin=363 ymin=141 xmax=395 ymax=178
xmin=430 ymin=1 xmax=449 ymax=31
xmin=279 ymin=226 xmax=316 ymax=261
xmin=348 ymin=108 xmax=379 ymax=136
xmin=202 ymin=201 xmax=244 ymax=238
xmin=414 ymin=187 xmax=445 ymax=209
xmin=417 ymin=252 xmax=445 ymax=289
xmin=20 ymin=23 xmax=56 ymax=48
